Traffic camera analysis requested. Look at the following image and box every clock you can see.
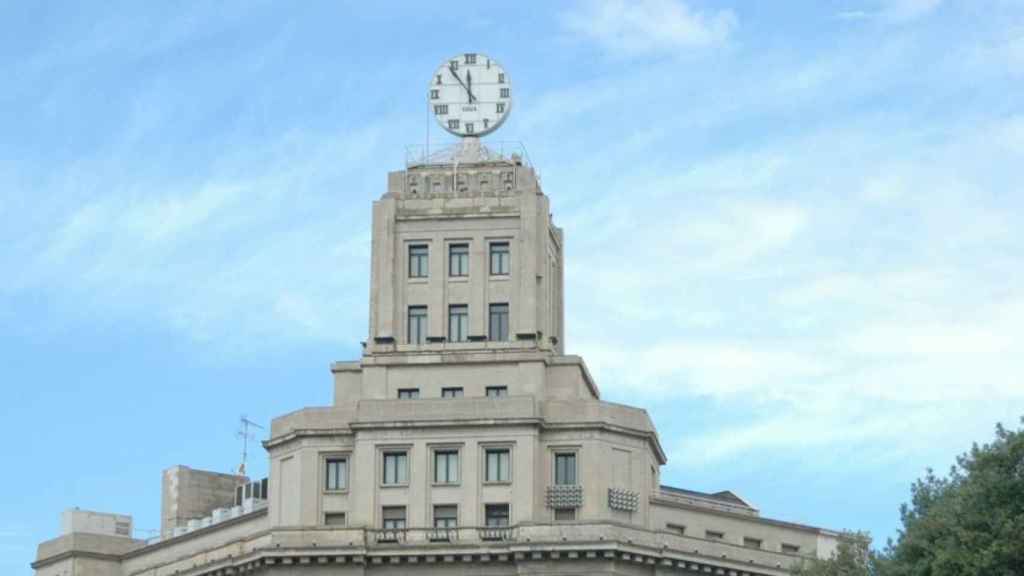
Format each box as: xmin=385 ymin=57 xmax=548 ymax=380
xmin=429 ymin=52 xmax=511 ymax=138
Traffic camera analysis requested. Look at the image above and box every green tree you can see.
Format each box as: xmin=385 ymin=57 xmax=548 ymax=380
xmin=881 ymin=417 xmax=1024 ymax=576
xmin=792 ymin=531 xmax=880 ymax=576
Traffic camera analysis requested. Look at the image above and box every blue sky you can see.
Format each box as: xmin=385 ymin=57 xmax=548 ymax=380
xmin=2 ymin=0 xmax=1023 ymax=573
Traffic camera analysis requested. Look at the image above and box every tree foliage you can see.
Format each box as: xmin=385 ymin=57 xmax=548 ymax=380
xmin=881 ymin=417 xmax=1024 ymax=576
xmin=792 ymin=417 xmax=1024 ymax=576
xmin=792 ymin=531 xmax=879 ymax=576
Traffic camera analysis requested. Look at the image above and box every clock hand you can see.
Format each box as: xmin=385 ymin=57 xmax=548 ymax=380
xmin=448 ymin=65 xmax=472 ymax=102
xmin=467 ymin=69 xmax=475 ymax=103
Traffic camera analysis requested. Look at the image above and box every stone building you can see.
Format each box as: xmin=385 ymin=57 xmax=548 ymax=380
xmin=33 ymin=142 xmax=841 ymax=576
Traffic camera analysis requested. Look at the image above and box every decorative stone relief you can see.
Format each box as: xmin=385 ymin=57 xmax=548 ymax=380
xmin=545 ymin=485 xmax=584 ymax=509
xmin=608 ymin=487 xmax=639 ymax=512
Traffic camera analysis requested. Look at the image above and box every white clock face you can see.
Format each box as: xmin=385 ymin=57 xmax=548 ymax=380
xmin=429 ymin=53 xmax=511 ymax=138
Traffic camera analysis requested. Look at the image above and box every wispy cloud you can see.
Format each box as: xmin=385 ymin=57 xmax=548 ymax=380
xmin=560 ymin=0 xmax=737 ymax=57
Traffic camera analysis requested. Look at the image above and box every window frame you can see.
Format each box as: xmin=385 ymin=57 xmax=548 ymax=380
xmin=483 ymin=446 xmax=512 ymax=484
xmin=432 ymin=448 xmax=461 ymax=485
xmin=448 ymin=304 xmax=469 ymax=342
xmin=485 ymin=386 xmax=508 ymax=398
xmin=448 ymin=243 xmax=469 ymax=277
xmin=554 ymin=508 xmax=576 ymax=522
xmin=381 ymin=449 xmax=410 ymax=487
xmin=489 ymin=241 xmax=510 ymax=276
xmin=433 ymin=504 xmax=458 ymax=528
xmin=397 ymin=388 xmax=420 ymax=399
xmin=407 ymin=305 xmax=427 ymax=345
xmin=484 ymin=503 xmax=511 ymax=527
xmin=488 ymin=303 xmax=509 ymax=341
xmin=323 ymin=512 xmax=347 ymax=526
xmin=323 ymin=454 xmax=350 ymax=493
xmin=408 ymin=244 xmax=429 ymax=279
xmin=553 ymin=451 xmax=578 ymax=486
xmin=706 ymin=530 xmax=725 ymax=541
xmin=441 ymin=387 xmax=464 ymax=398
xmin=381 ymin=506 xmax=407 ymax=530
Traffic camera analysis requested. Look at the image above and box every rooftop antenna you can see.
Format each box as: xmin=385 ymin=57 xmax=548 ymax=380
xmin=236 ymin=415 xmax=264 ymax=477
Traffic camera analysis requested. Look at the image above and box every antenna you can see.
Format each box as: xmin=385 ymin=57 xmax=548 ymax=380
xmin=236 ymin=415 xmax=264 ymax=477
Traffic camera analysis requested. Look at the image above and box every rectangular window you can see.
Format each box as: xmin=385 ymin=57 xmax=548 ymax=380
xmin=706 ymin=530 xmax=725 ymax=541
xmin=554 ymin=452 xmax=577 ymax=485
xmin=449 ymin=243 xmax=469 ymax=277
xmin=744 ymin=537 xmax=763 ymax=549
xmin=382 ymin=451 xmax=408 ymax=485
xmin=485 ymin=503 xmax=510 ymax=527
xmin=433 ymin=505 xmax=458 ymax=528
xmin=782 ymin=543 xmax=801 ymax=554
xmin=324 ymin=512 xmax=346 ymax=526
xmin=441 ymin=387 xmax=463 ymax=398
xmin=667 ymin=523 xmax=686 ymax=535
xmin=325 ymin=457 xmax=347 ymax=491
xmin=397 ymin=388 xmax=419 ymax=399
xmin=485 ymin=448 xmax=511 ymax=482
xmin=382 ymin=506 xmax=406 ymax=529
xmin=408 ymin=306 xmax=427 ymax=344
xmin=486 ymin=386 xmax=508 ymax=398
xmin=448 ymin=304 xmax=468 ymax=342
xmin=408 ymin=244 xmax=428 ymax=278
xmin=434 ymin=450 xmax=459 ymax=484
xmin=554 ymin=508 xmax=575 ymax=521
xmin=489 ymin=303 xmax=509 ymax=341
xmin=490 ymin=242 xmax=510 ymax=275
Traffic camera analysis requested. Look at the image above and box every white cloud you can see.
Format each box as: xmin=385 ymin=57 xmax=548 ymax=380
xmin=561 ymin=0 xmax=736 ymax=56
xmin=881 ymin=0 xmax=943 ymax=23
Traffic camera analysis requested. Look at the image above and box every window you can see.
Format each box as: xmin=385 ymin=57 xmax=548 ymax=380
xmin=382 ymin=451 xmax=408 ymax=485
xmin=408 ymin=306 xmax=427 ymax=344
xmin=449 ymin=243 xmax=469 ymax=277
xmin=744 ymin=537 xmax=763 ymax=549
xmin=554 ymin=452 xmax=577 ymax=485
xmin=554 ymin=509 xmax=575 ymax=521
xmin=485 ymin=448 xmax=511 ymax=482
xmin=434 ymin=450 xmax=459 ymax=484
xmin=706 ymin=530 xmax=725 ymax=541
xmin=489 ymin=303 xmax=509 ymax=341
xmin=324 ymin=512 xmax=346 ymax=526
xmin=667 ymin=523 xmax=687 ymax=535
xmin=485 ymin=503 xmax=510 ymax=527
xmin=397 ymin=388 xmax=419 ymax=399
xmin=433 ymin=505 xmax=458 ymax=528
xmin=448 ymin=304 xmax=468 ymax=342
xmin=325 ymin=457 xmax=347 ymax=491
xmin=490 ymin=242 xmax=510 ymax=275
xmin=486 ymin=386 xmax=508 ymax=398
xmin=408 ymin=244 xmax=428 ymax=278
xmin=441 ymin=387 xmax=463 ymax=398
xmin=782 ymin=543 xmax=801 ymax=554
xmin=382 ymin=506 xmax=406 ymax=529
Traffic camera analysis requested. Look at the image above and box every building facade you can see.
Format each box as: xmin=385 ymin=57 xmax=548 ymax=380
xmin=33 ymin=144 xmax=840 ymax=576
